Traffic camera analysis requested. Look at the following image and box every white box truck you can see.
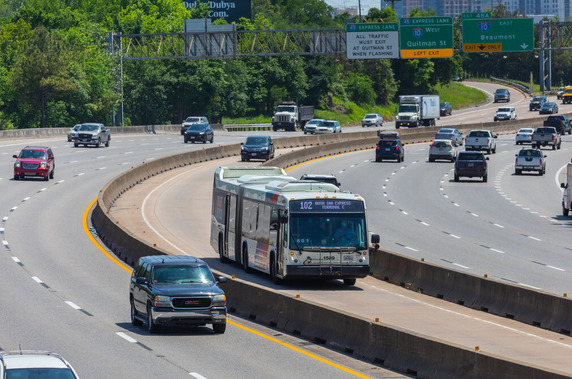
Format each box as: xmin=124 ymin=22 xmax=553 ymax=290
xmin=395 ymin=95 xmax=440 ymax=128
xmin=561 ymin=162 xmax=572 ymax=216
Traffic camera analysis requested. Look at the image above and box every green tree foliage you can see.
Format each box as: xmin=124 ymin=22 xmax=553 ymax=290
xmin=343 ymin=72 xmax=376 ymax=105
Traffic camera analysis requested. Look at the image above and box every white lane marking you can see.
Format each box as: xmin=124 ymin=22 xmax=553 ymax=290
xmin=116 ymin=332 xmax=138 ymax=343
xmin=65 ymin=301 xmax=82 ymax=310
xmin=125 ymin=151 xmax=133 ymax=154
xmin=519 ymin=283 xmax=541 ymax=290
xmin=490 ymin=248 xmax=505 ymax=254
xmin=454 ymin=203 xmax=460 ymax=207
xmin=70 ymin=160 xmax=78 ymax=163
xmin=493 ymin=223 xmax=504 ymax=228
xmin=405 ymin=246 xmax=419 ymax=252
xmin=12 ymin=257 xmax=20 ymax=263
xmin=2 ymin=240 xmax=8 ymax=247
xmin=97 ymin=167 xmax=107 ymax=170
xmin=39 ymin=188 xmax=46 ymax=192
xmin=453 ymin=263 xmax=469 ymax=269
xmin=363 ymin=160 xmax=369 ymax=163
xmin=75 ymin=173 xmax=85 ymax=177
xmin=368 ymin=283 xmax=572 ymax=349
xmin=97 ymin=156 xmax=105 ymax=159
xmin=350 ymin=164 xmax=356 ymax=168
xmin=2 ymin=217 xmax=7 ymax=222
xmin=528 ymin=236 xmax=542 ymax=241
xmin=10 ymin=206 xmax=17 ymax=212
xmin=388 ymin=201 xmax=395 ymax=206
xmin=385 ymin=178 xmax=389 ymax=182
xmin=57 ymin=180 xmax=64 ymax=184
xmin=190 ymin=373 xmax=207 ymax=379
xmin=401 ymin=210 xmax=408 ymax=215
xmin=547 ymin=265 xmax=565 ymax=272
xmin=121 ymin=162 xmax=130 ymax=165
xmin=420 ymin=221 xmax=429 ymax=226
xmin=450 ymin=234 xmax=461 ymax=239
xmin=383 ymin=193 xmax=387 ymax=197
xmin=0 ymin=227 xmax=4 ymax=233
xmin=23 ymin=197 xmax=30 ymax=202
xmin=32 ymin=276 xmax=43 ymax=284
xmin=338 ymin=171 xmax=344 ymax=174
xmin=470 ymin=212 xmax=479 ymax=217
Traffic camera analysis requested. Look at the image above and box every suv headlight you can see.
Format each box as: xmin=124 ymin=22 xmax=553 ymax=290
xmin=153 ymin=295 xmax=171 ymax=307
xmin=212 ymin=294 xmax=226 ymax=306
xmin=91 ymin=135 xmax=98 ymax=139
xmin=15 ymin=162 xmax=21 ymax=168
xmin=40 ymin=162 xmax=47 ymax=169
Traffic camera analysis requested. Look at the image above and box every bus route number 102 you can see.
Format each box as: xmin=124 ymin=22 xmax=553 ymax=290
xmin=300 ymin=201 xmax=313 ymax=210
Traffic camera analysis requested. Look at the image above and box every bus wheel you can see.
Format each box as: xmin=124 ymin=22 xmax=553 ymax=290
xmin=343 ymin=278 xmax=356 ymax=286
xmin=270 ymin=252 xmax=282 ymax=284
xmin=242 ymin=245 xmax=252 ymax=273
xmin=218 ymin=236 xmax=228 ymax=263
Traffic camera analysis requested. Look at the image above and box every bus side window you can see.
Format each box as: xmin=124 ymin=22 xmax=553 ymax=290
xmin=270 ymin=207 xmax=278 ymax=231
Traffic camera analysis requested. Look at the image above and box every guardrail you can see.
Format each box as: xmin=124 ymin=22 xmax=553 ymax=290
xmin=491 ymin=76 xmax=532 ymax=96
xmin=90 ymin=120 xmax=571 ymax=378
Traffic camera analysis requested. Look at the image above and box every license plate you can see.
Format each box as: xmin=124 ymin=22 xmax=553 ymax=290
xmin=524 ymin=166 xmax=534 ymax=170
xmin=384 ymin=148 xmax=390 ymax=151
xmin=251 ymin=153 xmax=257 ymax=156
xmin=343 ymin=255 xmax=355 ymax=262
xmin=190 ymin=136 xmax=195 ymax=139
xmin=467 ymin=163 xmax=474 ymax=167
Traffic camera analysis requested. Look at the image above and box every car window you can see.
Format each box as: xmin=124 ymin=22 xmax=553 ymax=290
xmin=468 ymin=131 xmax=490 ymax=137
xmin=519 ymin=150 xmax=541 ymax=157
xmin=78 ymin=124 xmax=98 ymax=131
xmin=245 ymin=137 xmax=268 ymax=145
xmin=433 ymin=141 xmax=449 ymax=148
xmin=364 ymin=114 xmax=376 ymax=119
xmin=20 ymin=150 xmax=47 ymax=159
xmin=458 ymin=153 xmax=484 ymax=160
xmin=186 ymin=117 xmax=200 ymax=123
xmin=152 ymin=265 xmax=215 ymax=284
xmin=519 ymin=129 xmax=534 ymax=133
xmin=498 ymin=108 xmax=511 ymax=112
xmin=6 ymin=368 xmax=77 ymax=379
xmin=378 ymin=140 xmax=397 ymax=147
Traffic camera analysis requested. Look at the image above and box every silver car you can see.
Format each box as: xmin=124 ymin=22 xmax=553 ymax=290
xmin=303 ymin=119 xmax=326 ymax=134
xmin=315 ymin=120 xmax=341 ymax=134
xmin=362 ymin=113 xmax=383 ymax=127
xmin=428 ymin=139 xmax=457 ymax=162
xmin=435 ymin=128 xmax=463 ymax=146
xmin=515 ymin=128 xmax=534 ymax=145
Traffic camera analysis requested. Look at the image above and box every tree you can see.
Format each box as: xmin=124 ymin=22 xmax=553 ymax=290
xmin=10 ymin=26 xmax=77 ymax=127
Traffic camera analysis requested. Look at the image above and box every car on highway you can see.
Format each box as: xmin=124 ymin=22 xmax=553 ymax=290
xmin=515 ymin=128 xmax=534 ymax=145
xmin=465 ymin=130 xmax=497 ymax=153
xmin=299 ymin=173 xmax=340 ymax=187
xmin=0 ymin=350 xmax=80 ymax=378
xmin=454 ymin=151 xmax=488 ymax=182
xmin=241 ymin=135 xmax=275 ymax=161
xmin=529 ymin=96 xmax=548 ymax=111
xmin=539 ymin=102 xmax=559 ymax=114
xmin=13 ymin=146 xmax=55 ymax=181
xmin=73 ymin=123 xmax=110 ymax=148
xmin=428 ymin=139 xmax=457 ymax=162
xmin=557 ymin=87 xmax=564 ymax=100
xmin=315 ymin=120 xmax=341 ymax=134
xmin=562 ymin=86 xmax=572 ymax=104
xmin=303 ymin=119 xmax=326 ymax=134
xmin=130 ymin=255 xmax=228 ymax=334
xmin=514 ymin=148 xmax=546 ymax=176
xmin=543 ymin=114 xmax=571 ymax=135
xmin=493 ymin=88 xmax=510 ymax=103
xmin=435 ymin=128 xmax=463 ymax=146
xmin=439 ymin=102 xmax=452 ymax=116
xmin=181 ymin=116 xmax=209 ymax=135
xmin=67 ymin=124 xmax=81 ymax=142
xmin=183 ymin=122 xmax=214 ymax=144
xmin=362 ymin=113 xmax=383 ymax=127
xmin=532 ymin=127 xmax=561 ymax=150
xmin=375 ymin=133 xmax=404 ymax=162
xmin=493 ymin=107 xmax=516 ymax=121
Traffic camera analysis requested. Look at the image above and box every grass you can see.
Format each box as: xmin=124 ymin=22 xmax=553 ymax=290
xmin=222 ymin=81 xmax=490 ymax=126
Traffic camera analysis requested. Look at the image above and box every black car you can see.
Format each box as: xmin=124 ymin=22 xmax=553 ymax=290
xmin=375 ymin=134 xmax=404 ymax=162
xmin=439 ymin=102 xmax=452 ymax=116
xmin=454 ymin=151 xmax=489 ymax=182
xmin=129 ymin=255 xmax=227 ymax=334
xmin=529 ymin=96 xmax=548 ymax=111
xmin=493 ymin=88 xmax=510 ymax=103
xmin=184 ymin=122 xmax=214 ymax=144
xmin=241 ymin=135 xmax=275 ymax=161
xmin=539 ymin=102 xmax=559 ymax=114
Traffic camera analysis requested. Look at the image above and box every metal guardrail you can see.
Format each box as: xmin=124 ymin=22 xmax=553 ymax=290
xmin=224 ymin=123 xmax=272 ymax=132
xmin=490 ymin=76 xmax=532 ymax=96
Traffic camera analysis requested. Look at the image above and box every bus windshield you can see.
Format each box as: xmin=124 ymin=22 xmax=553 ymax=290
xmin=289 ymin=214 xmax=367 ymax=250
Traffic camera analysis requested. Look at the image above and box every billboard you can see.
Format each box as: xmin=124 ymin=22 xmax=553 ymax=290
xmin=183 ymin=0 xmax=251 ymax=23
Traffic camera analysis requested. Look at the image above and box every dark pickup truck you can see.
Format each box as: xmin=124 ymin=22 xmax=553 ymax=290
xmin=533 ymin=127 xmax=561 ymax=150
xmin=543 ymin=115 xmax=572 ymax=135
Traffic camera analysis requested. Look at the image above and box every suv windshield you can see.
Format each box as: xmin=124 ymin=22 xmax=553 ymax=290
xmin=185 ymin=117 xmax=200 ymax=123
xmin=497 ymin=108 xmax=511 ymax=112
xmin=245 ymin=137 xmax=268 ymax=146
xmin=151 ymin=265 xmax=215 ymax=284
xmin=188 ymin=124 xmax=206 ymax=131
xmin=20 ymin=150 xmax=47 ymax=159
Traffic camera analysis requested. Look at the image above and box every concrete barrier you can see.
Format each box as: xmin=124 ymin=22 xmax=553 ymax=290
xmin=89 ymin=120 xmax=572 ymax=377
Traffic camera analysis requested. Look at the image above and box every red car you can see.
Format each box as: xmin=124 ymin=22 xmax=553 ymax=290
xmin=13 ymin=146 xmax=55 ymax=181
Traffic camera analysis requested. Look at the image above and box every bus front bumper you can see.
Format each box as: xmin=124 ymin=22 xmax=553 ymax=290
xmin=285 ymin=265 xmax=370 ymax=279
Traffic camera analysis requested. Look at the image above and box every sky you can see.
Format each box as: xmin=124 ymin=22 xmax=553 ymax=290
xmin=324 ymin=0 xmax=391 ymax=16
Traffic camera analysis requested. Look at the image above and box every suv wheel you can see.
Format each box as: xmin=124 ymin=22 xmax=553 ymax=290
xmin=454 ymin=173 xmax=459 ymax=182
xmin=343 ymin=278 xmax=356 ymax=286
xmin=105 ymin=139 xmax=110 ymax=147
xmin=483 ymin=174 xmax=488 ymax=183
xmin=147 ymin=304 xmax=160 ymax=333
xmin=131 ymin=299 xmax=143 ymax=326
xmin=49 ymin=169 xmax=54 ymax=179
xmin=213 ymin=322 xmax=226 ymax=334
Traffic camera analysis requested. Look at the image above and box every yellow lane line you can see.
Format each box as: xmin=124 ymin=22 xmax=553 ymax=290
xmin=227 ymin=319 xmax=371 ymax=378
xmin=83 ymin=198 xmax=370 ymax=378
xmin=286 ymin=149 xmax=371 ymax=172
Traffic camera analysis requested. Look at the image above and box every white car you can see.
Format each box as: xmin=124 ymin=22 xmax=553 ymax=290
xmin=0 ymin=350 xmax=80 ymax=378
xmin=493 ymin=107 xmax=516 ymax=121
xmin=362 ymin=113 xmax=383 ymax=127
xmin=303 ymin=119 xmax=326 ymax=134
xmin=315 ymin=120 xmax=341 ymax=134
xmin=181 ymin=116 xmax=208 ymax=135
xmin=515 ymin=128 xmax=534 ymax=145
xmin=67 ymin=124 xmax=81 ymax=142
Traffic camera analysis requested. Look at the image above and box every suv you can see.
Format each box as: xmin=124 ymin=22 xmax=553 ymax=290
xmin=183 ymin=122 xmax=214 ymax=144
xmin=375 ymin=133 xmax=404 ymax=162
xmin=241 ymin=135 xmax=275 ymax=161
xmin=493 ymin=107 xmax=516 ymax=121
xmin=181 ymin=116 xmax=209 ymax=135
xmin=362 ymin=113 xmax=383 ymax=127
xmin=493 ymin=88 xmax=510 ymax=103
xmin=529 ymin=96 xmax=548 ymax=111
xmin=299 ymin=173 xmax=341 ymax=187
xmin=130 ymin=255 xmax=228 ymax=334
xmin=428 ymin=139 xmax=457 ymax=162
xmin=454 ymin=151 xmax=489 ymax=182
xmin=0 ymin=350 xmax=79 ymax=378
xmin=13 ymin=146 xmax=55 ymax=181
xmin=73 ymin=123 xmax=110 ymax=148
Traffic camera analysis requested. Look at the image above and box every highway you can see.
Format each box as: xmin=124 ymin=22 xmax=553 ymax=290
xmin=1 ymin=81 xmax=570 ymax=377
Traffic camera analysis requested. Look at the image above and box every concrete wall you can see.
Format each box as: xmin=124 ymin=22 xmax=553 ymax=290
xmin=89 ymin=121 xmax=572 ymax=378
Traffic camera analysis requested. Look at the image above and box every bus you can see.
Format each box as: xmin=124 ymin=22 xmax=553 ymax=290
xmin=210 ymin=166 xmax=379 ymax=285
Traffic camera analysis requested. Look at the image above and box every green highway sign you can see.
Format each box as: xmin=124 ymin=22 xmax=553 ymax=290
xmin=462 ymin=12 xmax=491 ymax=20
xmin=345 ymin=23 xmax=399 ymax=59
xmin=399 ymin=17 xmax=453 ymax=59
xmin=462 ymin=18 xmax=534 ymax=53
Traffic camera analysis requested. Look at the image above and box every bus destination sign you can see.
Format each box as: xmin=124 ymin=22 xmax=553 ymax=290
xmin=290 ymin=199 xmax=364 ymax=213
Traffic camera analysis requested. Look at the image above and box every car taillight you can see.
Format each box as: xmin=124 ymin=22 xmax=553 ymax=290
xmin=395 ymin=146 xmax=400 ymax=151
xmin=430 ymin=142 xmax=435 ymax=147
xmin=516 ymin=134 xmax=520 ymax=136
xmin=552 ymin=135 xmax=555 ymax=141
xmin=376 ymin=146 xmax=380 ymax=150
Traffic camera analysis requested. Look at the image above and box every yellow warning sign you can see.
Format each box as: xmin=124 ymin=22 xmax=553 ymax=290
xmin=463 ymin=43 xmax=502 ymax=52
xmin=400 ymin=48 xmax=453 ymax=59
